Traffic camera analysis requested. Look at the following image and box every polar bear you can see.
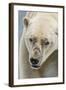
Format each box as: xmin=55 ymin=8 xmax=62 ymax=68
xmin=19 ymin=12 xmax=58 ymax=79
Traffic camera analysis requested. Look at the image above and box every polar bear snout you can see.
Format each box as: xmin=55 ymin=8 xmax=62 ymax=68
xmin=29 ymin=46 xmax=42 ymax=69
xmin=30 ymin=58 xmax=40 ymax=69
xmin=30 ymin=58 xmax=39 ymax=64
xmin=33 ymin=47 xmax=41 ymax=57
xmin=32 ymin=46 xmax=41 ymax=58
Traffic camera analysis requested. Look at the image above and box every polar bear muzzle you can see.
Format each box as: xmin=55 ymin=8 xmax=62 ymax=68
xmin=30 ymin=58 xmax=40 ymax=69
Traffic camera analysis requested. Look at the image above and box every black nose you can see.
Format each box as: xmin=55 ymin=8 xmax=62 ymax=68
xmin=30 ymin=58 xmax=39 ymax=64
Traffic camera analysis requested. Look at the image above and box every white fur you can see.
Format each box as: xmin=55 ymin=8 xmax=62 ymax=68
xmin=19 ymin=12 xmax=58 ymax=79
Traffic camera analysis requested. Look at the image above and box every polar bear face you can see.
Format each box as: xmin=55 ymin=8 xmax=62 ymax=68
xmin=24 ymin=12 xmax=58 ymax=69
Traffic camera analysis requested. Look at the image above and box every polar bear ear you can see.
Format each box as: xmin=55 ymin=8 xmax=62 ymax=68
xmin=24 ymin=17 xmax=29 ymax=27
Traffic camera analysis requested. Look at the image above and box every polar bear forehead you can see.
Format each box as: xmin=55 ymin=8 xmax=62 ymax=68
xmin=26 ymin=12 xmax=58 ymax=20
xmin=26 ymin=25 xmax=52 ymax=42
xmin=25 ymin=12 xmax=58 ymax=40
xmin=28 ymin=16 xmax=57 ymax=35
xmin=29 ymin=13 xmax=58 ymax=30
xmin=24 ymin=12 xmax=58 ymax=31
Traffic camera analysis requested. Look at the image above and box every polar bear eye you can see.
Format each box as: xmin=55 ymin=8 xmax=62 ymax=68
xmin=29 ymin=37 xmax=37 ymax=44
xmin=41 ymin=38 xmax=49 ymax=46
xmin=29 ymin=38 xmax=33 ymax=42
xmin=44 ymin=38 xmax=49 ymax=46
xmin=44 ymin=41 xmax=49 ymax=45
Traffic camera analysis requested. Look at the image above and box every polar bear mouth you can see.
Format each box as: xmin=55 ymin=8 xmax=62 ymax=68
xmin=32 ymin=65 xmax=40 ymax=68
xmin=31 ymin=65 xmax=40 ymax=69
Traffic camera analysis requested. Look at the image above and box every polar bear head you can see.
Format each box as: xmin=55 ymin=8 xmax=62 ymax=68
xmin=24 ymin=12 xmax=58 ymax=69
